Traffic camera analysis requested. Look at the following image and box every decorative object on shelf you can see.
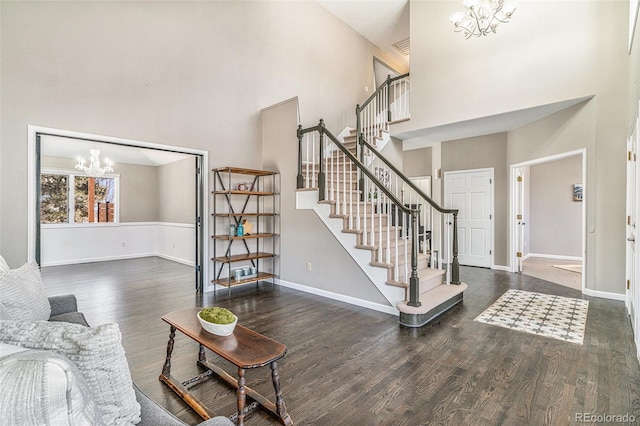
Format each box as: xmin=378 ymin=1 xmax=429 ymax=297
xmin=75 ymin=149 xmax=114 ymax=177
xmin=197 ymin=307 xmax=237 ymax=336
xmin=241 ymin=219 xmax=253 ymax=235
xmin=229 ymin=224 xmax=236 ymax=237
xmin=449 ymin=0 xmax=517 ymax=39
xmin=237 ymin=182 xmax=254 ymax=191
xmin=236 ymin=222 xmax=244 ymax=237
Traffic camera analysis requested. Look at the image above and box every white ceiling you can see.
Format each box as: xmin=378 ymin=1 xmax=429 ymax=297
xmin=316 ymin=0 xmax=409 ymax=65
xmin=40 ymin=135 xmax=193 ymax=167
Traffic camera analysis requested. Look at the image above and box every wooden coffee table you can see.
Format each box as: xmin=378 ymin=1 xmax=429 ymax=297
xmin=159 ymin=308 xmax=293 ymax=425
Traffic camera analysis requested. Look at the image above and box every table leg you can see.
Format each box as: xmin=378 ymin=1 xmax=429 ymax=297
xmin=270 ymin=361 xmax=290 ymax=423
xmin=162 ymin=326 xmax=176 ymax=376
xmin=237 ymin=367 xmax=246 ymax=426
xmin=198 ymin=344 xmax=206 ymax=363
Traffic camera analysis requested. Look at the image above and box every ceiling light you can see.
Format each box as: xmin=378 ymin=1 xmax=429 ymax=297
xmin=75 ymin=149 xmax=113 ymax=178
xmin=450 ymin=0 xmax=517 ymax=39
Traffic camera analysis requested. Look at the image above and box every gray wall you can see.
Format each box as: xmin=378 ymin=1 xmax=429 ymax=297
xmin=441 ymin=133 xmax=508 ymax=267
xmin=529 ymin=156 xmax=582 ymax=257
xmin=0 ymin=1 xmax=380 ymax=267
xmin=379 ymin=137 xmax=404 ymax=171
xmin=157 ymin=157 xmax=195 ymax=224
xmin=403 ymin=146 xmax=432 ymax=177
xmin=261 ymin=98 xmax=389 ymax=305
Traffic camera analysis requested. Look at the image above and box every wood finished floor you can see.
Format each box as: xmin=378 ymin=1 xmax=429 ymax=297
xmin=42 ymin=258 xmax=640 ymax=425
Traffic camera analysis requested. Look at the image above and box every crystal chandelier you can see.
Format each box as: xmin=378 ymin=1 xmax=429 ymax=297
xmin=75 ymin=149 xmax=113 ymax=178
xmin=450 ymin=0 xmax=517 ymax=39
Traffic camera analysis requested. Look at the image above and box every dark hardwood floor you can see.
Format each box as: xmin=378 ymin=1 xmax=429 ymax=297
xmin=42 ymin=258 xmax=640 ymax=425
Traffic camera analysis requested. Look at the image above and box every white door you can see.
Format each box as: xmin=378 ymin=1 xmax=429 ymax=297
xmin=444 ymin=169 xmax=493 ymax=268
xmin=627 ymin=117 xmax=638 ymax=335
xmin=515 ymin=171 xmax=526 ymax=272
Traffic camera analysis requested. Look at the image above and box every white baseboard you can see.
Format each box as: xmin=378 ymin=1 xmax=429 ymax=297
xmin=41 ymin=253 xmax=156 ymax=267
xmin=492 ymin=265 xmax=510 ymax=272
xmin=276 ymin=278 xmax=399 ymax=316
xmin=528 ymin=253 xmax=582 ymax=261
xmin=583 ymin=288 xmax=625 ymax=301
xmin=152 ymin=253 xmax=195 ymax=267
xmin=42 ymin=252 xmax=195 ymax=268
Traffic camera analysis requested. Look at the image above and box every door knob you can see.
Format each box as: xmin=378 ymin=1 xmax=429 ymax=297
xmin=629 ymin=237 xmax=636 ymax=242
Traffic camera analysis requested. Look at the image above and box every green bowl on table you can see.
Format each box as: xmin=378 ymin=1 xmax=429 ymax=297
xmin=197 ymin=307 xmax=238 ymax=336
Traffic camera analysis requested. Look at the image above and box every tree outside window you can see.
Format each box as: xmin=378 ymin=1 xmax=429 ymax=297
xmin=41 ymin=174 xmax=69 ymax=224
xmin=74 ymin=176 xmax=116 ymax=223
xmin=41 ymin=172 xmax=117 ymax=224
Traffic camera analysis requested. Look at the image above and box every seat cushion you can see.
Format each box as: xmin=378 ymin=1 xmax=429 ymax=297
xmin=0 ymin=262 xmax=51 ymax=321
xmin=0 ymin=348 xmax=103 ymax=426
xmin=0 ymin=320 xmax=141 ymax=425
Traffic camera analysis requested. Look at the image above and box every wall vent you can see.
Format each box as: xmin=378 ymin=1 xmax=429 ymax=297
xmin=392 ymin=38 xmax=410 ymax=56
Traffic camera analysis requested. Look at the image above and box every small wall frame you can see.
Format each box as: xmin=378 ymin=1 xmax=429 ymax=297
xmin=573 ymin=183 xmax=583 ymax=202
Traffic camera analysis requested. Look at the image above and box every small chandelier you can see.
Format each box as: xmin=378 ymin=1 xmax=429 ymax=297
xmin=450 ymin=0 xmax=517 ymax=39
xmin=75 ymin=149 xmax=113 ymax=178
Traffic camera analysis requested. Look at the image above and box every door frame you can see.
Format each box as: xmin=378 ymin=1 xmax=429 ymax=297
xmin=509 ymin=148 xmax=587 ymax=293
xmin=443 ymin=167 xmax=494 ymax=268
xmin=27 ymin=125 xmax=209 ymax=292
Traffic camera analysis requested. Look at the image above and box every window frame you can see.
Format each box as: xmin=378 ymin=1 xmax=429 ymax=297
xmin=41 ymin=167 xmax=120 ymax=227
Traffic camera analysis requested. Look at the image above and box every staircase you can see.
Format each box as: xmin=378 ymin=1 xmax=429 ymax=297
xmin=296 ymin=76 xmax=468 ymax=327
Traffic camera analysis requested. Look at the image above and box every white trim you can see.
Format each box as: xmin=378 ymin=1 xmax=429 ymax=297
xmin=41 ymin=221 xmax=195 ymax=229
xmin=527 ymin=253 xmax=583 ymax=262
xmin=509 ymin=149 xmax=587 ymax=295
xmin=491 ymin=265 xmax=510 ymax=272
xmin=583 ymin=288 xmax=625 ymax=301
xmin=261 ymin=96 xmax=298 ymax=112
xmin=630 ymin=0 xmax=640 ymax=53
xmin=42 ymin=252 xmax=195 ymax=268
xmin=276 ymin=278 xmax=399 ymax=316
xmin=155 ymin=253 xmax=195 ymax=267
xmin=28 ymin=125 xmax=208 ymax=283
xmin=43 ymin=253 xmax=156 ymax=267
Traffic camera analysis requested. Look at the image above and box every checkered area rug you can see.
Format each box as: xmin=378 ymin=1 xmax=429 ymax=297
xmin=475 ymin=289 xmax=589 ymax=344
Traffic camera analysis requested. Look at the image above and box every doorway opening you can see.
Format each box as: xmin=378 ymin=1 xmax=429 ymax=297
xmin=27 ymin=126 xmax=208 ymax=292
xmin=510 ymin=149 xmax=586 ymax=292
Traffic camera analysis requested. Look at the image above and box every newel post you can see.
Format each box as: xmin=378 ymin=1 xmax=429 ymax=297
xmin=386 ymin=75 xmax=392 ymax=122
xmin=296 ymin=125 xmax=303 ymax=189
xmin=451 ymin=212 xmax=461 ymax=284
xmin=317 ymin=120 xmax=326 ymax=202
xmin=408 ymin=209 xmax=421 ymax=307
xmin=356 ymin=104 xmax=364 ymax=201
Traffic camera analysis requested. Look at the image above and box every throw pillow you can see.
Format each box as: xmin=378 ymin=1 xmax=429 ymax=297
xmin=0 ymin=349 xmax=104 ymax=426
xmin=0 ymin=320 xmax=141 ymax=425
xmin=0 ymin=255 xmax=9 ymax=272
xmin=0 ymin=262 xmax=51 ymax=321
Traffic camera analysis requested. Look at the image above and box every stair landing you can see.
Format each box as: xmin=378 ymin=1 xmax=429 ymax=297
xmin=397 ymin=283 xmax=468 ymax=327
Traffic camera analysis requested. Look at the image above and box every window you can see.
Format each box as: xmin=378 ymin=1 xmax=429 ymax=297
xmin=41 ymin=174 xmax=69 ymax=224
xmin=41 ymin=171 xmax=118 ymax=224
